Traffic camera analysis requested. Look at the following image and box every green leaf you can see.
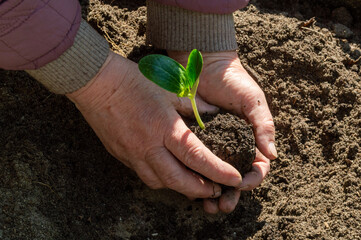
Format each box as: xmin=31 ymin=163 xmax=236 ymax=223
xmin=138 ymin=54 xmax=188 ymax=95
xmin=186 ymin=49 xmax=203 ymax=88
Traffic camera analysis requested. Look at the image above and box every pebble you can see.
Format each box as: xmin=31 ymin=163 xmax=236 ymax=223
xmin=351 ymin=49 xmax=361 ymax=59
xmin=333 ymin=23 xmax=353 ymax=38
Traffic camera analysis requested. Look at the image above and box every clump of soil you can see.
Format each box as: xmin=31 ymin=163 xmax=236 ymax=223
xmin=188 ymin=113 xmax=256 ymax=176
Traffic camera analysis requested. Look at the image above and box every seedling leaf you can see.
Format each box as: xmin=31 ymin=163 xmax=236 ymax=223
xmin=139 ymin=54 xmax=188 ymax=95
xmin=138 ymin=50 xmax=205 ymax=129
xmin=186 ymin=49 xmax=203 ymax=88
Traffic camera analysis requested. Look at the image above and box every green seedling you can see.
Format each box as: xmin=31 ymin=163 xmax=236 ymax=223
xmin=138 ymin=49 xmax=205 ymax=129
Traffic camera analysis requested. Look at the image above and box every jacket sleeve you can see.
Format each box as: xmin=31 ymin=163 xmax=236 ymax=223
xmin=152 ymin=0 xmax=249 ymax=14
xmin=0 ymin=0 xmax=109 ymax=94
xmin=0 ymin=0 xmax=81 ymax=70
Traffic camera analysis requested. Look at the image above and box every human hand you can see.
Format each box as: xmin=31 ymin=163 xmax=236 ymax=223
xmin=66 ymin=51 xmax=245 ymax=205
xmin=168 ymin=50 xmax=276 ymax=213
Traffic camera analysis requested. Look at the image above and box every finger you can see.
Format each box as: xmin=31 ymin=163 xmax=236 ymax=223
xmin=173 ymin=96 xmax=219 ymax=117
xmin=164 ymin=117 xmax=243 ymax=188
xmin=132 ymin=161 xmax=165 ymax=190
xmin=203 ymin=198 xmax=220 ymax=214
xmin=240 ymin=79 xmax=277 ymax=160
xmin=218 ymin=189 xmax=241 ymax=213
xmin=145 ymin=146 xmax=222 ymax=198
xmin=237 ymin=149 xmax=270 ymax=191
xmin=195 ymin=95 xmax=219 ymax=115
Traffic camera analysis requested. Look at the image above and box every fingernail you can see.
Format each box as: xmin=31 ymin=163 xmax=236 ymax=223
xmin=269 ymin=142 xmax=278 ymax=159
xmin=211 ymin=183 xmax=222 ymax=198
xmin=233 ymin=176 xmax=243 ymax=188
xmin=237 ymin=185 xmax=250 ymax=191
xmin=211 ymin=190 xmax=222 ymax=198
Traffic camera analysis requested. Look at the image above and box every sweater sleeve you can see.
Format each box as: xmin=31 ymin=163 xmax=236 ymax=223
xmin=0 ymin=0 xmax=110 ymax=94
xmin=26 ymin=19 xmax=110 ymax=94
xmin=146 ymin=0 xmax=244 ymax=52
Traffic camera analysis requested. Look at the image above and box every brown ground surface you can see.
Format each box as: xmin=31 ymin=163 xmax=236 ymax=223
xmin=1 ymin=0 xmax=360 ymax=239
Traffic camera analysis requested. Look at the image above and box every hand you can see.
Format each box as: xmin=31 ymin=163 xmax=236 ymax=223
xmin=66 ymin=51 xmax=244 ymax=204
xmin=168 ymin=50 xmax=276 ymax=213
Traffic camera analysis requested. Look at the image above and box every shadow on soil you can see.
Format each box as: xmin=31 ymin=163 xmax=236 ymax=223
xmin=0 ymin=67 xmax=264 ymax=239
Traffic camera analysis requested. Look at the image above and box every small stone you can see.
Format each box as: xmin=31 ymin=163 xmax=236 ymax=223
xmin=332 ymin=7 xmax=353 ymax=26
xmin=351 ymin=48 xmax=361 ymax=59
xmin=333 ymin=23 xmax=353 ymax=38
xmin=350 ymin=64 xmax=359 ymax=72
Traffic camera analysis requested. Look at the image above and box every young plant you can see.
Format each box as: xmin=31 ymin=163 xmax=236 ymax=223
xmin=138 ymin=49 xmax=205 ymax=129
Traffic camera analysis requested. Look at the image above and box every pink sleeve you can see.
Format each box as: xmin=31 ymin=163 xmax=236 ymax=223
xmin=152 ymin=0 xmax=249 ymax=14
xmin=0 ymin=0 xmax=81 ymax=70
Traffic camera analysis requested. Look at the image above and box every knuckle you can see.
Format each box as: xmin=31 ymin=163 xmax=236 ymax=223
xmin=255 ymin=118 xmax=275 ymax=136
xmin=243 ymin=85 xmax=264 ymax=102
xmin=263 ymin=119 xmax=275 ymax=131
xmin=163 ymin=171 xmax=183 ymax=189
xmin=135 ymin=167 xmax=164 ymax=190
xmin=144 ymin=146 xmax=166 ymax=163
xmin=183 ymin=145 xmax=206 ymax=169
xmin=136 ymin=169 xmax=164 ymax=190
xmin=145 ymin=180 xmax=164 ymax=190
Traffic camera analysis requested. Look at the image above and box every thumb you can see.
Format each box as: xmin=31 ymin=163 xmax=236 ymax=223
xmin=241 ymin=86 xmax=277 ymax=160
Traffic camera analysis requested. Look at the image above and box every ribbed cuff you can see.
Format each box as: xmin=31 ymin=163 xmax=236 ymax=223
xmin=26 ymin=19 xmax=110 ymax=94
xmin=146 ymin=0 xmax=237 ymax=52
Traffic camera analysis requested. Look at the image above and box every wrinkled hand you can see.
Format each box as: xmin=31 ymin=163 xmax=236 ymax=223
xmin=66 ymin=51 xmax=245 ymax=206
xmin=168 ymin=50 xmax=276 ymax=213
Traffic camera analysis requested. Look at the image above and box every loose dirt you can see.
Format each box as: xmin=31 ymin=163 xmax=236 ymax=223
xmin=189 ymin=113 xmax=255 ymax=177
xmin=0 ymin=0 xmax=360 ymax=239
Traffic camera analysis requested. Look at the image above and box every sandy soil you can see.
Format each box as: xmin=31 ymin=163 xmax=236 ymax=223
xmin=1 ymin=0 xmax=360 ymax=239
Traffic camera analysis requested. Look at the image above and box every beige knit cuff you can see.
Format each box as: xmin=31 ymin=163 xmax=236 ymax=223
xmin=146 ymin=1 xmax=237 ymax=52
xmin=26 ymin=19 xmax=110 ymax=94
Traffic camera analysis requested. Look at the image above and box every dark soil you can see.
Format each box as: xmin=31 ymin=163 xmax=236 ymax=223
xmin=1 ymin=0 xmax=360 ymax=239
xmin=189 ymin=113 xmax=256 ymax=176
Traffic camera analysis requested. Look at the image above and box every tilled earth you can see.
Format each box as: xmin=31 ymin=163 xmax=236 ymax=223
xmin=0 ymin=0 xmax=360 ymax=239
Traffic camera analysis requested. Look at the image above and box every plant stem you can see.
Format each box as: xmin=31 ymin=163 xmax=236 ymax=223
xmin=190 ymin=96 xmax=205 ymax=129
xmin=189 ymin=77 xmax=205 ymax=129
